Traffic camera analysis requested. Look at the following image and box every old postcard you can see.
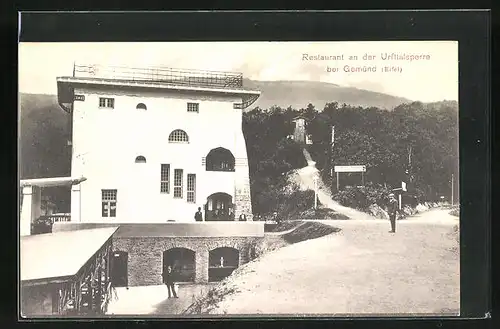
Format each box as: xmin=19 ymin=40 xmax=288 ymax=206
xmin=19 ymin=41 xmax=459 ymax=318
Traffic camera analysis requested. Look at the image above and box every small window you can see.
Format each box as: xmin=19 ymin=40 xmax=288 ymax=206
xmin=174 ymin=169 xmax=183 ymax=198
xmin=136 ymin=103 xmax=147 ymax=110
xmin=101 ymin=189 xmax=117 ymax=217
xmin=161 ymin=164 xmax=170 ymax=193
xmin=135 ymin=156 xmax=146 ymax=163
xmin=99 ymin=97 xmax=115 ymax=109
xmin=187 ymin=174 xmax=196 ymax=203
xmin=187 ymin=102 xmax=199 ymax=113
xmin=168 ymin=130 xmax=189 ymax=143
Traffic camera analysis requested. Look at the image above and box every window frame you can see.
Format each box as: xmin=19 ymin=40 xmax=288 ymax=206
xmin=160 ymin=164 xmax=170 ymax=194
xmin=173 ymin=169 xmax=183 ymax=199
xmin=168 ymin=129 xmax=189 ymax=143
xmin=101 ymin=189 xmax=117 ymax=218
xmin=187 ymin=174 xmax=196 ymax=203
xmin=99 ymin=97 xmax=115 ymax=109
xmin=187 ymin=102 xmax=199 ymax=113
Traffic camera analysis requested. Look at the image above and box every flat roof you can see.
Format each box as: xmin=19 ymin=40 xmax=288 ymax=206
xmin=57 ymin=76 xmax=261 ymax=97
xmin=21 ymin=227 xmax=118 ymax=285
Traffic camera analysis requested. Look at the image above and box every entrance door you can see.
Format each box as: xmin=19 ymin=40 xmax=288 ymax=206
xmin=110 ymin=251 xmax=128 ymax=287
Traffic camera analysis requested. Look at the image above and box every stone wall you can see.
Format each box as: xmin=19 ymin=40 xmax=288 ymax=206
xmin=113 ymin=236 xmax=259 ymax=286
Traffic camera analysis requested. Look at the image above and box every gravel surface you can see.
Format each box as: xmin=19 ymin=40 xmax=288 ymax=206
xmin=187 ymin=208 xmax=459 ymax=316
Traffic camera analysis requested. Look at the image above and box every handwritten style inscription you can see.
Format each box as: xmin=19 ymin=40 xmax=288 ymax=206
xmin=302 ymin=52 xmax=431 ymax=73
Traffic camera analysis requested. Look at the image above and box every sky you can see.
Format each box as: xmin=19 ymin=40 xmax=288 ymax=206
xmin=19 ymin=41 xmax=458 ymax=102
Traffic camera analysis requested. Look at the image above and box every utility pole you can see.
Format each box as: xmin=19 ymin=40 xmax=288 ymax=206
xmin=314 ymin=177 xmax=318 ymax=209
xmin=451 ymin=173 xmax=454 ymax=205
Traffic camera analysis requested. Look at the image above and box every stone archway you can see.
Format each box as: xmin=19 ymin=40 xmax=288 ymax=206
xmin=162 ymin=248 xmax=196 ymax=282
xmin=208 ymin=247 xmax=239 ymax=282
xmin=205 ymin=192 xmax=234 ymax=221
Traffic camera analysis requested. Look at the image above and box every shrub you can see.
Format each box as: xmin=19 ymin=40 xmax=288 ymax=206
xmin=331 ymin=183 xmax=392 ymax=212
xmin=31 ymin=216 xmax=52 ymax=234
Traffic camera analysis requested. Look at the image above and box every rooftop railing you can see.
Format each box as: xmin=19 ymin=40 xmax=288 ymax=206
xmin=73 ymin=64 xmax=244 ymax=90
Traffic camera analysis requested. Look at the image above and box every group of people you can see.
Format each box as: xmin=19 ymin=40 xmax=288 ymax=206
xmin=194 ymin=207 xmax=248 ymax=222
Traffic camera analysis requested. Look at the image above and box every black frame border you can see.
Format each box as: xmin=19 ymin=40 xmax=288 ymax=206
xmin=12 ymin=9 xmax=491 ymax=327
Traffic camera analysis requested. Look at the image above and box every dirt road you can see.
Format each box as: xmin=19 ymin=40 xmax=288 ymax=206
xmin=199 ymin=208 xmax=459 ymax=316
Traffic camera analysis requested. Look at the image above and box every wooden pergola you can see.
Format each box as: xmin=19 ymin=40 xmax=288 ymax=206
xmin=21 ymin=227 xmax=118 ymax=317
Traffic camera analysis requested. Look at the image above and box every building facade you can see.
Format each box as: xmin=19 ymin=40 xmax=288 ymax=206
xmin=57 ymin=65 xmax=261 ymax=223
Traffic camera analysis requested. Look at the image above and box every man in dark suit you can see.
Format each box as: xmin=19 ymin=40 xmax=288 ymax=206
xmin=162 ymin=265 xmax=178 ymax=298
xmin=194 ymin=207 xmax=203 ymax=222
xmin=387 ymin=193 xmax=399 ymax=233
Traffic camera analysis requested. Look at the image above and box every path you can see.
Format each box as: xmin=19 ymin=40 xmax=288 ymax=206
xmin=197 ymin=208 xmax=460 ymax=316
xmin=106 ymin=283 xmax=215 ymax=315
xmin=292 ymin=149 xmax=376 ymax=221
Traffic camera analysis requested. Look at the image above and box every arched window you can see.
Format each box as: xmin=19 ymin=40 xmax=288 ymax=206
xmin=136 ymin=103 xmax=147 ymax=110
xmin=206 ymin=147 xmax=235 ymax=172
xmin=168 ymin=129 xmax=189 ymax=143
xmin=135 ymin=156 xmax=146 ymax=163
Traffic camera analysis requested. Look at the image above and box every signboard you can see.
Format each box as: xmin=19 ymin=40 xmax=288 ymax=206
xmin=334 ymin=165 xmax=366 ymax=173
xmin=74 ymin=94 xmax=85 ymax=101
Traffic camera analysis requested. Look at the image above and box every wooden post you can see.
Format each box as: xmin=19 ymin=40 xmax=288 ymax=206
xmin=336 ymin=172 xmax=340 ymax=191
xmin=362 ymin=172 xmax=365 ymax=186
xmin=398 ymin=193 xmax=402 ymax=210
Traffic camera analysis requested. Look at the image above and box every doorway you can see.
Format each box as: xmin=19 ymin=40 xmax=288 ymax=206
xmin=205 ymin=192 xmax=234 ymax=221
xmin=110 ymin=251 xmax=128 ymax=287
xmin=162 ymin=248 xmax=196 ymax=282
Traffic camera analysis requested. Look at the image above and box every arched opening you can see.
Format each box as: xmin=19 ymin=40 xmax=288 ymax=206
xmin=168 ymin=129 xmax=189 ymax=143
xmin=208 ymin=247 xmax=239 ymax=282
xmin=135 ymin=155 xmax=146 ymax=163
xmin=206 ymin=147 xmax=235 ymax=172
xmin=136 ymin=103 xmax=147 ymax=110
xmin=162 ymin=248 xmax=195 ymax=283
xmin=205 ymin=192 xmax=234 ymax=221
xmin=110 ymin=251 xmax=128 ymax=287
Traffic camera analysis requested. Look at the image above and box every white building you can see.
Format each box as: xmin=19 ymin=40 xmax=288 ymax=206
xmin=56 ymin=64 xmax=261 ymax=223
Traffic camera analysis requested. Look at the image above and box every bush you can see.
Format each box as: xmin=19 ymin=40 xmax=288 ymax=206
xmin=31 ymin=216 xmax=52 ymax=234
xmin=274 ymin=186 xmax=315 ymax=222
xmin=332 ymin=183 xmax=392 ymax=212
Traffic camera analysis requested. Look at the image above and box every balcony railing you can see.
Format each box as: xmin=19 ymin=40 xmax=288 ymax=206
xmin=41 ymin=214 xmax=72 ymax=224
xmin=73 ymin=64 xmax=244 ymax=90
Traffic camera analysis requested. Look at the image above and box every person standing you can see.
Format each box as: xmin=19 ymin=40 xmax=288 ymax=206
xmin=194 ymin=207 xmax=203 ymax=222
xmin=387 ymin=193 xmax=399 ymax=233
xmin=162 ymin=265 xmax=178 ymax=298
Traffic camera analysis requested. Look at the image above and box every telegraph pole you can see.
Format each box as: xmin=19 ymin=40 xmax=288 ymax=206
xmin=314 ymin=177 xmax=318 ymax=209
xmin=451 ymin=173 xmax=454 ymax=205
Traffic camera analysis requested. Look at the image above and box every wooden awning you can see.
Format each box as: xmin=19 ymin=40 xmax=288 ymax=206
xmin=21 ymin=227 xmax=118 ymax=286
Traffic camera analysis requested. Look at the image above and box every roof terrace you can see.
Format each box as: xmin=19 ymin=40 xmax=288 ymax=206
xmin=57 ymin=64 xmax=260 ymax=112
xmin=73 ymin=63 xmax=245 ymax=89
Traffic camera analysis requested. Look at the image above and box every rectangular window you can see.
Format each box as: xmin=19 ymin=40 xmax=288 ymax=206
xmin=99 ymin=97 xmax=115 ymax=109
xmin=160 ymin=164 xmax=170 ymax=193
xmin=174 ymin=169 xmax=183 ymax=198
xmin=101 ymin=189 xmax=117 ymax=217
xmin=187 ymin=102 xmax=199 ymax=113
xmin=187 ymin=174 xmax=196 ymax=203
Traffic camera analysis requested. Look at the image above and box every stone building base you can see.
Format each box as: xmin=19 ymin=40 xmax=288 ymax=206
xmin=112 ymin=236 xmax=259 ymax=286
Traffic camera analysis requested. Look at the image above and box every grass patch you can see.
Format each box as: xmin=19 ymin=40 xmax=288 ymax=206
xmin=449 ymin=206 xmax=459 ymax=217
xmin=299 ymin=208 xmax=350 ymax=220
xmin=272 ymin=220 xmax=304 ymax=232
xmin=182 ymin=284 xmax=239 ymax=315
xmin=282 ymin=221 xmax=341 ymax=244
